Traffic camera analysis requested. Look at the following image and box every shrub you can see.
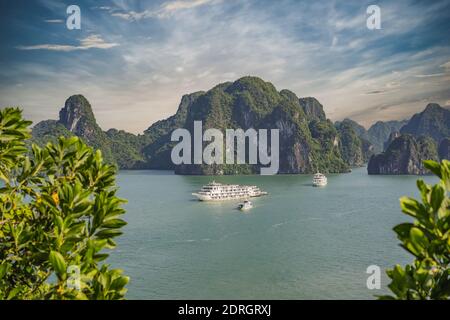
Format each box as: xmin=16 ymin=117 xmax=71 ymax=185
xmin=380 ymin=160 xmax=450 ymax=299
xmin=0 ymin=108 xmax=129 ymax=299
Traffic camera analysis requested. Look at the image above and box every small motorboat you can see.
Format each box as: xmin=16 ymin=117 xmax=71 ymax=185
xmin=238 ymin=200 xmax=253 ymax=211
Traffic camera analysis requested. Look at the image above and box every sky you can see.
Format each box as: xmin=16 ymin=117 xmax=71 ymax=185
xmin=0 ymin=0 xmax=449 ymax=133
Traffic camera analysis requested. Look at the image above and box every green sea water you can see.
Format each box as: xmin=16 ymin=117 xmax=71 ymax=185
xmin=110 ymin=167 xmax=438 ymax=299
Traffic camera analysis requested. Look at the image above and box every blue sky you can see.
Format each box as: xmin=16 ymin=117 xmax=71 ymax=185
xmin=0 ymin=0 xmax=449 ymax=133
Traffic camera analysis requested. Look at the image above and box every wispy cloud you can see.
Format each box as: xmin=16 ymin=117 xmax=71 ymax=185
xmin=44 ymin=19 xmax=64 ymax=23
xmin=108 ymin=0 xmax=218 ymax=21
xmin=366 ymin=90 xmax=387 ymax=95
xmin=162 ymin=0 xmax=216 ymax=13
xmin=16 ymin=34 xmax=119 ymax=51
xmin=441 ymin=61 xmax=450 ymax=70
xmin=414 ymin=73 xmax=446 ymax=78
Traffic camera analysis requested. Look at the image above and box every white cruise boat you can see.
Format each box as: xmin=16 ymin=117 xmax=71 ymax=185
xmin=312 ymin=172 xmax=327 ymax=187
xmin=192 ymin=181 xmax=267 ymax=201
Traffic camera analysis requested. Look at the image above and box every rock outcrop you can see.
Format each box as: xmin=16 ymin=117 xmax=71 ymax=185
xmin=299 ymin=97 xmax=326 ymax=121
xmin=334 ymin=119 xmax=374 ymax=166
xmin=367 ymin=120 xmax=408 ymax=152
xmin=367 ymin=134 xmax=438 ymax=175
xmin=438 ymin=138 xmax=450 ymax=161
xmin=32 ymin=95 xmax=112 ymax=163
xmin=58 ymin=95 xmax=114 ymax=162
xmin=400 ymin=103 xmax=450 ymax=143
xmin=383 ymin=131 xmax=401 ymax=151
xmin=31 ymin=76 xmax=382 ymax=174
xmin=162 ymin=76 xmax=350 ymax=174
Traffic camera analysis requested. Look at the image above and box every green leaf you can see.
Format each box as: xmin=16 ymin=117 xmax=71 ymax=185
xmin=393 ymin=223 xmax=414 ymax=240
xmin=49 ymin=251 xmax=67 ymax=279
xmin=409 ymin=227 xmax=429 ymax=257
xmin=416 ymin=180 xmax=430 ymax=205
xmin=0 ymin=263 xmax=9 ymax=280
xmin=7 ymin=287 xmax=21 ymax=300
xmin=93 ymin=254 xmax=109 ymax=262
xmin=102 ymin=219 xmax=127 ymax=229
xmin=400 ymin=197 xmax=422 ymax=218
xmin=95 ymin=229 xmax=123 ymax=239
xmin=423 ymin=160 xmax=442 ymax=178
xmin=110 ymin=275 xmax=129 ymax=291
xmin=430 ymin=184 xmax=445 ymax=213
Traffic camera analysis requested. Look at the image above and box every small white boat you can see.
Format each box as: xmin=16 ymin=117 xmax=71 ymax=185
xmin=312 ymin=172 xmax=327 ymax=187
xmin=238 ymin=200 xmax=253 ymax=211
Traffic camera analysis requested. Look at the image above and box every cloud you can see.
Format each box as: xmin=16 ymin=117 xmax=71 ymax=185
xmin=365 ymin=90 xmax=387 ymax=95
xmin=79 ymin=34 xmax=118 ymax=49
xmin=414 ymin=73 xmax=445 ymax=78
xmin=44 ymin=19 xmax=64 ymax=23
xmin=111 ymin=11 xmax=151 ymax=21
xmin=440 ymin=61 xmax=450 ymax=70
xmin=16 ymin=34 xmax=119 ymax=51
xmin=331 ymin=36 xmax=338 ymax=47
xmin=162 ymin=0 xmax=216 ymax=13
xmin=110 ymin=0 xmax=218 ymax=21
xmin=3 ymin=0 xmax=450 ymax=133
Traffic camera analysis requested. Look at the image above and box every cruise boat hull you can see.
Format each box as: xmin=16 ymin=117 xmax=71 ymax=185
xmin=192 ymin=192 xmax=266 ymax=201
xmin=312 ymin=182 xmax=327 ymax=187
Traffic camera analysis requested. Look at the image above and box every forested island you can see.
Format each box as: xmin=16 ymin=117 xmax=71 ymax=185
xmin=30 ymin=76 xmax=449 ymax=175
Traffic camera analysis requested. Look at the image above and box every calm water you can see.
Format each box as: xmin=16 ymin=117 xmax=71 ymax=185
xmin=110 ymin=167 xmax=438 ymax=299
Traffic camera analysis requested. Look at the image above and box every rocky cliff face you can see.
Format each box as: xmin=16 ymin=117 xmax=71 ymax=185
xmin=438 ymin=138 xmax=450 ymax=161
xmin=367 ymin=120 xmax=408 ymax=152
xmin=367 ymin=134 xmax=438 ymax=175
xmin=59 ymin=95 xmax=96 ymax=134
xmin=368 ymin=103 xmax=450 ymax=175
xmin=33 ymin=95 xmax=129 ymax=166
xmin=384 ymin=131 xmax=401 ymax=150
xmin=400 ymin=103 xmax=450 ymax=143
xmin=299 ymin=97 xmax=326 ymax=121
xmin=336 ymin=118 xmax=369 ymax=140
xmin=58 ymin=95 xmax=113 ymax=161
xmin=334 ymin=119 xmax=374 ymax=166
xmin=167 ymin=77 xmax=348 ymax=174
xmin=142 ymin=92 xmax=205 ymax=169
xmin=31 ymin=77 xmax=379 ymax=174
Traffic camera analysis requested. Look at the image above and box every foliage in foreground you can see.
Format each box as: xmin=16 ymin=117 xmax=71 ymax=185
xmin=380 ymin=160 xmax=450 ymax=299
xmin=0 ymin=107 xmax=129 ymax=299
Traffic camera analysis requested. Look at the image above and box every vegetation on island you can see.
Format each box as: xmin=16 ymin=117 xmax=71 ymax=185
xmin=0 ymin=108 xmax=128 ymax=300
xmin=400 ymin=103 xmax=450 ymax=143
xmin=31 ymin=76 xmax=378 ymax=175
xmin=334 ymin=120 xmax=366 ymax=167
xmin=28 ymin=77 xmax=449 ymax=176
xmin=368 ymin=135 xmax=439 ymax=175
xmin=368 ymin=103 xmax=450 ymax=175
xmin=368 ymin=120 xmax=408 ymax=153
xmin=380 ymin=160 xmax=450 ymax=299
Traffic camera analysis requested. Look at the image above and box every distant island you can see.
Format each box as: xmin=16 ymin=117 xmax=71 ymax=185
xmin=30 ymin=76 xmax=449 ymax=175
xmin=368 ymin=103 xmax=450 ymax=175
